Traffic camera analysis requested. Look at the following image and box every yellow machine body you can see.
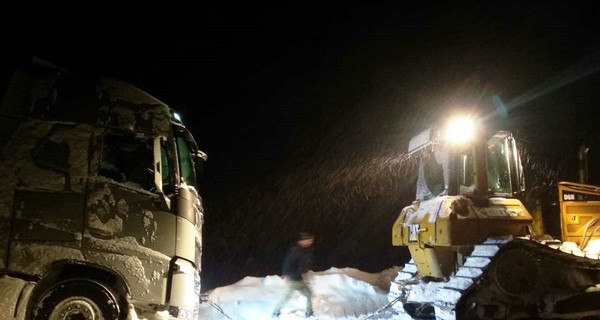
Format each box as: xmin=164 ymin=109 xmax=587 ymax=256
xmin=392 ymin=196 xmax=532 ymax=278
xmin=558 ymin=181 xmax=600 ymax=245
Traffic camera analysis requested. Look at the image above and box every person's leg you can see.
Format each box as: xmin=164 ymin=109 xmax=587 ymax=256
xmin=295 ymin=281 xmax=313 ymax=314
xmin=273 ymin=281 xmax=295 ymax=316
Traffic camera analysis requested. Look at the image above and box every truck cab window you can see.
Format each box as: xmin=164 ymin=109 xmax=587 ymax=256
xmin=176 ymin=136 xmax=197 ymax=188
xmin=33 ymin=139 xmax=70 ymax=173
xmin=161 ymin=143 xmax=172 ymax=190
xmin=100 ymin=133 xmax=154 ymax=191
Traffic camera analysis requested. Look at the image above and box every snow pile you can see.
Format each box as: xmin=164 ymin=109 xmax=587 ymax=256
xmin=584 ymin=240 xmax=600 ymax=256
xmin=127 ymin=304 xmax=171 ymax=320
xmin=1 ymin=268 xmax=401 ymax=320
xmin=559 ymin=240 xmax=600 ymax=259
xmin=198 ymin=267 xmax=401 ymax=320
xmin=404 ymin=280 xmax=445 ymax=304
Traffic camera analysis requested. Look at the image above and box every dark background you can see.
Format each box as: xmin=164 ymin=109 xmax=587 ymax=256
xmin=2 ymin=2 xmax=600 ymax=291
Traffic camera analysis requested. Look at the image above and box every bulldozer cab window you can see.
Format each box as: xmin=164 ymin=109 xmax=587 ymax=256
xmin=487 ymin=136 xmax=511 ymax=194
xmin=416 ymin=147 xmax=448 ymax=200
xmin=99 ymin=132 xmax=155 ymax=191
xmin=458 ymin=153 xmax=475 ymax=194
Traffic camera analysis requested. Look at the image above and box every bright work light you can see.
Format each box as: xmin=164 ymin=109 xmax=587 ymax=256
xmin=445 ymin=116 xmax=476 ymax=144
xmin=173 ymin=112 xmax=182 ymax=122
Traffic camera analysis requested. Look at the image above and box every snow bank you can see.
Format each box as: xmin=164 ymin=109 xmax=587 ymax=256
xmin=127 ymin=304 xmax=172 ymax=320
xmin=0 ymin=268 xmax=401 ymax=320
xmin=198 ymin=267 xmax=400 ymax=320
xmin=559 ymin=240 xmax=600 ymax=259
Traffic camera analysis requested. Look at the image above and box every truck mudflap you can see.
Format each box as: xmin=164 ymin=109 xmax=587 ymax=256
xmin=0 ymin=276 xmax=36 ymax=320
xmin=168 ymin=258 xmax=200 ymax=320
xmin=390 ymin=237 xmax=600 ymax=319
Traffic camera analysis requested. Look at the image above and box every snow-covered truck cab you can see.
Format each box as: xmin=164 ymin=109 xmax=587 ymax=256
xmin=0 ymin=66 xmax=205 ymax=319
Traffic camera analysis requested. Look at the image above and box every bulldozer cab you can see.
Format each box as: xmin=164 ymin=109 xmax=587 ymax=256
xmin=410 ymin=122 xmax=525 ymax=202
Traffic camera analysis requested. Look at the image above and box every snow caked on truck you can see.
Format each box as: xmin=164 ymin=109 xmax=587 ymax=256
xmin=0 ymin=61 xmax=206 ymax=320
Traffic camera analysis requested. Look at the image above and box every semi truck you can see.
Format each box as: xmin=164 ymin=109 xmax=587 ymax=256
xmin=0 ymin=61 xmax=206 ymax=320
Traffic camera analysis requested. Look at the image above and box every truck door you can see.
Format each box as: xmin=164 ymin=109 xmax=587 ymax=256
xmin=6 ymin=123 xmax=90 ymax=274
xmin=83 ymin=129 xmax=176 ymax=305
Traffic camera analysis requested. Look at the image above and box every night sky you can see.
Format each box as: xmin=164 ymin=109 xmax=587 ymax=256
xmin=3 ymin=2 xmax=600 ymax=291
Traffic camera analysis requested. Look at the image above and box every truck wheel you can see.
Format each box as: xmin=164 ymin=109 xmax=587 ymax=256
xmin=32 ymin=279 xmax=124 ymax=320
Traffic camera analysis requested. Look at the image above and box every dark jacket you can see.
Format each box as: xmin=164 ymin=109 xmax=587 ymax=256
xmin=281 ymin=245 xmax=314 ymax=281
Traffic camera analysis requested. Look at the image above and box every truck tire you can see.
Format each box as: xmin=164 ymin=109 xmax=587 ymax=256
xmin=31 ymin=279 xmax=125 ymax=320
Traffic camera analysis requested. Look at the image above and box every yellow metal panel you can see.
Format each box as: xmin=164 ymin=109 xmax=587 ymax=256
xmin=558 ymin=182 xmax=600 ymax=245
xmin=408 ymin=245 xmax=455 ymax=278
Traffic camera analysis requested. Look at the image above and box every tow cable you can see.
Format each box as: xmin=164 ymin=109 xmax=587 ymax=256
xmin=200 ymin=294 xmax=234 ymax=320
xmin=359 ymin=295 xmax=403 ymax=320
xmin=200 ymin=291 xmax=403 ymax=320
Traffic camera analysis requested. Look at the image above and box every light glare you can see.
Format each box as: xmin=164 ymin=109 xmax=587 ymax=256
xmin=445 ymin=117 xmax=475 ymax=144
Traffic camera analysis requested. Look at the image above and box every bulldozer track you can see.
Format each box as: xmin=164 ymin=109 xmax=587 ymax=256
xmin=433 ymin=236 xmax=513 ymax=320
xmin=459 ymin=238 xmax=600 ymax=319
xmin=390 ymin=237 xmax=600 ymax=319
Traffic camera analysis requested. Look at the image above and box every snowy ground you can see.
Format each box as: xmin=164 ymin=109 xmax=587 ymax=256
xmin=197 ymin=267 xmax=403 ymax=320
xmin=1 ymin=267 xmax=404 ymax=320
xmin=11 ymin=240 xmax=600 ymax=320
xmin=192 ymin=239 xmax=600 ymax=320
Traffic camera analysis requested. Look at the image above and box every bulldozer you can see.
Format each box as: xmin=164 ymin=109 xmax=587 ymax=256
xmin=388 ymin=114 xmax=600 ymax=319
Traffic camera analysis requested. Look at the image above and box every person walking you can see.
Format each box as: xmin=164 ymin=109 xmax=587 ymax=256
xmin=272 ymin=232 xmax=315 ymax=318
